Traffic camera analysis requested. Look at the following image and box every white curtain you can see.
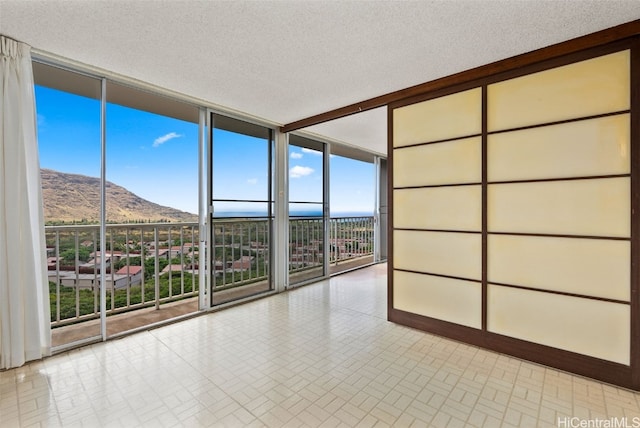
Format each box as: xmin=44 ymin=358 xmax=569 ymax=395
xmin=0 ymin=35 xmax=51 ymax=369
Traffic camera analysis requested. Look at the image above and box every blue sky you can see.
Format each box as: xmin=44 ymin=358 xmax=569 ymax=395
xmin=36 ymin=85 xmax=375 ymax=216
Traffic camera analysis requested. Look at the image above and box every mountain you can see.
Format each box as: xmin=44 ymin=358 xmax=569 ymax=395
xmin=40 ymin=169 xmax=198 ymax=224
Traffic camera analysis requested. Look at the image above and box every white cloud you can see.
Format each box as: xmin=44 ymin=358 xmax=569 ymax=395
xmin=290 ymin=152 xmax=303 ymax=159
xmin=247 ymin=178 xmax=258 ymax=185
xmin=290 ymin=165 xmax=314 ymax=178
xmin=302 ymin=148 xmax=322 ymax=156
xmin=153 ymin=132 xmax=183 ymax=147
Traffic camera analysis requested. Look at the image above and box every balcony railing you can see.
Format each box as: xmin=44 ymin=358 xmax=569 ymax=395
xmin=329 ymin=216 xmax=375 ymax=265
xmin=289 ymin=216 xmax=375 ymax=277
xmin=46 ymin=216 xmax=374 ymax=331
xmin=45 ymin=222 xmax=200 ymax=328
xmin=211 ymin=218 xmax=270 ymax=291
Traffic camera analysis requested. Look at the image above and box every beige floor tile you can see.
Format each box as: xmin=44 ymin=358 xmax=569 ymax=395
xmin=3 ymin=263 xmax=640 ymax=427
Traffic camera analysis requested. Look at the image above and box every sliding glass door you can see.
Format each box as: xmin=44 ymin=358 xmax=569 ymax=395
xmin=210 ymin=114 xmax=274 ymax=305
xmin=288 ymin=135 xmax=327 ymax=285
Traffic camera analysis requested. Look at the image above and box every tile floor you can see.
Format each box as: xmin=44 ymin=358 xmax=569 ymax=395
xmin=2 ymin=263 xmax=640 ymax=427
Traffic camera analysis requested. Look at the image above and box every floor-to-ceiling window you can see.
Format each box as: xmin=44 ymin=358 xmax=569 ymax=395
xmin=210 ymin=113 xmax=274 ymax=305
xmin=288 ymin=135 xmax=326 ymax=285
xmin=34 ymin=63 xmax=103 ymax=348
xmin=34 ymin=62 xmax=202 ymax=348
xmin=32 ymin=58 xmax=384 ymax=353
xmin=329 ymin=147 xmax=377 ymax=275
xmin=286 ymin=134 xmax=382 ymax=282
xmin=105 ymin=82 xmax=200 ymax=337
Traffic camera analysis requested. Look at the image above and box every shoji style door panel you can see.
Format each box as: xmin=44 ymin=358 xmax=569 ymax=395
xmin=389 ymin=42 xmax=637 ymax=389
xmin=485 ymin=49 xmax=631 ymax=365
xmin=392 ymin=88 xmax=483 ymax=330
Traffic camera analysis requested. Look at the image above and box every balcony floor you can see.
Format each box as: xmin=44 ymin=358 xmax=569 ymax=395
xmin=3 ymin=263 xmax=640 ymax=427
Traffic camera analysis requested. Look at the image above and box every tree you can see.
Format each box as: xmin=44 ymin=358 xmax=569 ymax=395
xmin=143 ymin=257 xmax=169 ymax=280
xmin=60 ymin=247 xmax=91 ymax=264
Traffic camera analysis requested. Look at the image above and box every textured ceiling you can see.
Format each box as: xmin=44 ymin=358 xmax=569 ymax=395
xmin=1 ymin=0 xmax=640 ymax=156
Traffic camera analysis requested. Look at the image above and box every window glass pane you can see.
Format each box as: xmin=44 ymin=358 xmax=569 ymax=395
xmin=36 ymin=84 xmax=101 ymax=223
xmin=330 ymin=155 xmax=375 ymax=217
xmin=106 ymin=87 xmax=198 ymax=223
xmin=211 ymin=115 xmax=273 ymax=304
xmin=213 ymin=128 xmax=269 ymax=204
xmin=289 ymin=203 xmax=323 ymax=217
xmin=288 ymin=137 xmax=324 ymax=284
xmin=105 ymin=83 xmax=199 ymax=336
xmin=35 ymin=67 xmax=103 ymax=348
xmin=289 ymin=144 xmax=323 ymax=205
xmin=213 ymin=201 xmax=269 ymax=218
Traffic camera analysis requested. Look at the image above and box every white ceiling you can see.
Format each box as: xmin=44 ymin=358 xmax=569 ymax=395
xmin=1 ymin=0 xmax=640 ymax=156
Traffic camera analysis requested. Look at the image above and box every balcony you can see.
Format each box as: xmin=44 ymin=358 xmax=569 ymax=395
xmin=46 ymin=216 xmax=376 ymax=348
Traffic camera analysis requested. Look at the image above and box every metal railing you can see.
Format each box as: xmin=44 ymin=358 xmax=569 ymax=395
xmin=329 ymin=216 xmax=375 ymax=265
xmin=46 ymin=222 xmax=199 ymax=327
xmin=46 ymin=216 xmax=374 ymax=328
xmin=211 ymin=218 xmax=270 ymax=291
xmin=289 ymin=217 xmax=323 ymax=275
xmin=289 ymin=216 xmax=374 ymax=275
